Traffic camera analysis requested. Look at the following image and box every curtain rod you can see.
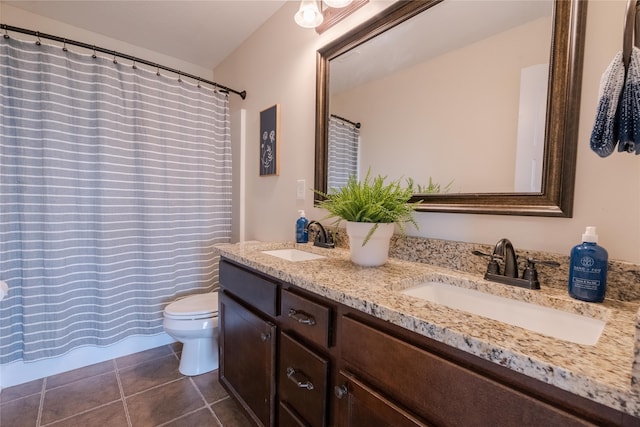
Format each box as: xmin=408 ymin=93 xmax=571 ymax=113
xmin=331 ymin=114 xmax=361 ymax=129
xmin=1 ymin=23 xmax=247 ymax=100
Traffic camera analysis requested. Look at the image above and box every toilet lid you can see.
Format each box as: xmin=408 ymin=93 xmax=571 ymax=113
xmin=165 ymin=293 xmax=218 ymax=318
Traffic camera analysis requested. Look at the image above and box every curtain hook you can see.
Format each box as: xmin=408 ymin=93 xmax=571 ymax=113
xmin=112 ymin=50 xmax=117 ymax=64
xmin=178 ymin=71 xmax=182 ymax=83
xmin=92 ymin=45 xmax=97 ymax=59
xmin=35 ymin=31 xmax=41 ymax=46
xmin=197 ymin=78 xmax=201 ymax=88
xmin=156 ymin=65 xmax=161 ymax=77
xmin=3 ymin=25 xmax=9 ymax=39
xmin=132 ymin=60 xmax=137 ymax=70
xmin=62 ymin=38 xmax=68 ymax=52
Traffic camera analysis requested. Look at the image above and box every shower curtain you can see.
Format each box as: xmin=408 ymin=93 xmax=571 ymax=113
xmin=0 ymin=37 xmax=232 ymax=363
xmin=327 ymin=115 xmax=359 ymax=192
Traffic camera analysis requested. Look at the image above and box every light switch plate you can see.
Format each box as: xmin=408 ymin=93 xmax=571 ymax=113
xmin=296 ymin=179 xmax=306 ymax=200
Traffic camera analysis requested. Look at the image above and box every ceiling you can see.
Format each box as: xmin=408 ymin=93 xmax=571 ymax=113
xmin=3 ymin=1 xmax=288 ymax=71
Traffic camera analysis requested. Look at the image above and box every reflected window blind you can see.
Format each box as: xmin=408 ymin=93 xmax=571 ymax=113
xmin=327 ymin=116 xmax=359 ymax=192
xmin=0 ymin=37 xmax=232 ymax=363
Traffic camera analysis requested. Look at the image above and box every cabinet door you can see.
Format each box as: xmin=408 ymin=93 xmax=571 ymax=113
xmin=219 ymin=291 xmax=276 ymax=427
xmin=333 ymin=371 xmax=430 ymax=427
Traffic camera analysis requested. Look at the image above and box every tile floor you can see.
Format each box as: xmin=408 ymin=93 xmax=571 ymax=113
xmin=0 ymin=343 xmax=253 ymax=427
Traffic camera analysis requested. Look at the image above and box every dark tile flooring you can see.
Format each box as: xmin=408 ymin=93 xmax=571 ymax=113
xmin=0 ymin=343 xmax=253 ymax=427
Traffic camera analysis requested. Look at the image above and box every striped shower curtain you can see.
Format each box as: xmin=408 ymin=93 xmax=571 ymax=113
xmin=0 ymin=37 xmax=232 ymax=363
xmin=327 ymin=115 xmax=359 ymax=192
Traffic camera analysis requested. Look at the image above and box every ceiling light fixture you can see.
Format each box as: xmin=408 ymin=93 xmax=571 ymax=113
xmin=323 ymin=0 xmax=353 ymax=8
xmin=295 ymin=0 xmax=353 ymax=29
xmin=294 ymin=0 xmax=324 ymax=29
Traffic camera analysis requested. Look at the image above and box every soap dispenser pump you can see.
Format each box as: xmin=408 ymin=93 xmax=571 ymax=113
xmin=568 ymin=226 xmax=608 ymax=302
xmin=296 ymin=210 xmax=309 ymax=243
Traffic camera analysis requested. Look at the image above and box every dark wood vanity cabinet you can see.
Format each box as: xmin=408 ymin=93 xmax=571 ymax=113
xmin=219 ymin=260 xmax=333 ymax=427
xmin=218 ymin=258 xmax=637 ymax=427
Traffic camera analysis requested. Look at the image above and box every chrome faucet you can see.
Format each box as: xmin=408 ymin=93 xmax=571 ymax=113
xmin=305 ymin=221 xmax=335 ymax=249
xmin=472 ymin=238 xmax=559 ymax=290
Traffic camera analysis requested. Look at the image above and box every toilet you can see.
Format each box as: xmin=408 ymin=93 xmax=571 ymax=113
xmin=163 ymin=292 xmax=219 ymax=376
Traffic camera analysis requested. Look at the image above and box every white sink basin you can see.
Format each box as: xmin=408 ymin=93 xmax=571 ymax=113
xmin=262 ymin=249 xmax=326 ymax=262
xmin=401 ymin=282 xmax=605 ymax=345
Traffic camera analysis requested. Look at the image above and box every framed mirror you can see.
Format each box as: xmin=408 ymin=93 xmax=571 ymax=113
xmin=314 ymin=0 xmax=587 ymax=217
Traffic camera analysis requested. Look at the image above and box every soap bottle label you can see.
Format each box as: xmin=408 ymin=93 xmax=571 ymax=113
xmin=571 ymin=256 xmax=603 ymax=290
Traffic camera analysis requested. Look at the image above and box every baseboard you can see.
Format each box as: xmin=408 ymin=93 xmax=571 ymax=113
xmin=0 ymin=333 xmax=175 ymax=391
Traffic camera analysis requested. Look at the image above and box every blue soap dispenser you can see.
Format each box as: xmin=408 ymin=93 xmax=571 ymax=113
xmin=568 ymin=226 xmax=608 ymax=303
xmin=296 ymin=210 xmax=309 ymax=243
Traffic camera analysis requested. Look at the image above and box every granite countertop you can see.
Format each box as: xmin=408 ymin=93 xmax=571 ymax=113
xmin=214 ymin=241 xmax=640 ymax=417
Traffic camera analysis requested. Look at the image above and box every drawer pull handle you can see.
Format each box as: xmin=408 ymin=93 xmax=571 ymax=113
xmin=260 ymin=332 xmax=271 ymax=342
xmin=288 ymin=309 xmax=316 ymax=326
xmin=286 ymin=367 xmax=314 ymax=390
xmin=334 ymin=384 xmax=348 ymax=399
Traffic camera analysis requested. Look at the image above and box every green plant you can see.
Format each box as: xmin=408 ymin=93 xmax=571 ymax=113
xmin=410 ymin=177 xmax=454 ymax=194
xmin=313 ymin=170 xmax=420 ymax=245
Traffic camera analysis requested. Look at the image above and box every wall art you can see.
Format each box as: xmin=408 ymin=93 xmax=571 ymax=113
xmin=259 ymin=104 xmax=279 ymax=176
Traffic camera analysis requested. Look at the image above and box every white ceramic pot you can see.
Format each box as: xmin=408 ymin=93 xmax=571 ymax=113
xmin=345 ymin=221 xmax=395 ymax=267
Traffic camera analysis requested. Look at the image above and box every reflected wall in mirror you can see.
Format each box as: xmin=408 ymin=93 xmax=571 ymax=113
xmin=315 ymin=0 xmax=587 ymax=217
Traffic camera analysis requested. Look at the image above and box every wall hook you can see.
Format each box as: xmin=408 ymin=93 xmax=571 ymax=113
xmin=623 ymin=0 xmax=640 ymax=70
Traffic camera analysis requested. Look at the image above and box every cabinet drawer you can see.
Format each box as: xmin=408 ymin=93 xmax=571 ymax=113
xmin=278 ymin=402 xmax=307 ymax=427
xmin=340 ymin=316 xmax=593 ymax=427
xmin=219 ymin=259 xmax=279 ymax=317
xmin=281 ymin=289 xmax=331 ymax=348
xmin=279 ymin=332 xmax=329 ymax=427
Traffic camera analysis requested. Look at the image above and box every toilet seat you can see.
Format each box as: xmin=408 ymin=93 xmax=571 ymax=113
xmin=164 ymin=293 xmax=218 ymax=320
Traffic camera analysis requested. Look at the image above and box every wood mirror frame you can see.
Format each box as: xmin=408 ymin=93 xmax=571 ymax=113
xmin=314 ymin=0 xmax=587 ymax=217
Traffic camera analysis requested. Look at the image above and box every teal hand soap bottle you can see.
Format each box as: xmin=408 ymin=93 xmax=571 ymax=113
xmin=568 ymin=226 xmax=608 ymax=303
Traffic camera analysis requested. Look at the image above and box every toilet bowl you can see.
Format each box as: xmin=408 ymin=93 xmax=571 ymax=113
xmin=163 ymin=292 xmax=219 ymax=376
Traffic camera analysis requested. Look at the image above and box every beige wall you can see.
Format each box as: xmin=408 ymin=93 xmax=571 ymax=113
xmin=216 ymin=0 xmax=640 ymax=263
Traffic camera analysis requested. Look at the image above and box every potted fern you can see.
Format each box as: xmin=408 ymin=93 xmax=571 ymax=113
xmin=314 ymin=170 xmax=419 ymax=267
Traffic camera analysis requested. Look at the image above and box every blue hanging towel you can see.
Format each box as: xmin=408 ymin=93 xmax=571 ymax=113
xmin=618 ymin=46 xmax=640 ymax=153
xmin=590 ymin=51 xmax=625 ymax=157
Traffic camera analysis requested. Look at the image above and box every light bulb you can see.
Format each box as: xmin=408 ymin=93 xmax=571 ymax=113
xmin=294 ymin=0 xmax=324 ymax=28
xmin=323 ymin=0 xmax=352 ymax=8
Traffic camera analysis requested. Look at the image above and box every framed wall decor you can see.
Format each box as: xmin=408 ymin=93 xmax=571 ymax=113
xmin=259 ymin=104 xmax=280 ymax=176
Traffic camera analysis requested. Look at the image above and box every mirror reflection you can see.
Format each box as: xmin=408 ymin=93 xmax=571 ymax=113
xmin=327 ymin=0 xmax=553 ymax=194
